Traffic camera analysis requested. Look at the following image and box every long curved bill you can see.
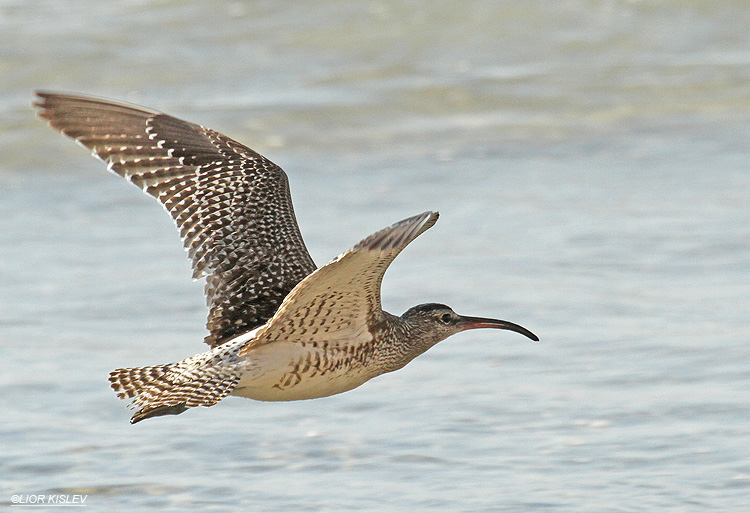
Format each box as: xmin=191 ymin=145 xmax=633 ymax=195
xmin=457 ymin=315 xmax=539 ymax=342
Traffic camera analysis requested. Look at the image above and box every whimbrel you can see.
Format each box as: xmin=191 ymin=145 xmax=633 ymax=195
xmin=35 ymin=92 xmax=538 ymax=423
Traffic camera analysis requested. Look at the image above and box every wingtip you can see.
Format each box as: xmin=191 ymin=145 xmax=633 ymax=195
xmin=32 ymin=90 xmax=72 ymax=121
xmin=33 ymin=89 xmax=65 ymax=108
xmin=31 ymin=90 xmax=163 ymax=119
xmin=411 ymin=210 xmax=439 ymax=237
xmin=407 ymin=210 xmax=439 ymax=229
xmin=422 ymin=210 xmax=439 ymax=227
xmin=32 ymin=90 xmax=51 ymax=118
xmin=355 ymin=210 xmax=440 ymax=253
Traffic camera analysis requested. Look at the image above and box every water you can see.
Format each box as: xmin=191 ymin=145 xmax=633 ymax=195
xmin=2 ymin=1 xmax=749 ymax=511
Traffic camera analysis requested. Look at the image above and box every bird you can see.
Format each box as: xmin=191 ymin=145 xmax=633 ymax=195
xmin=34 ymin=91 xmax=539 ymax=423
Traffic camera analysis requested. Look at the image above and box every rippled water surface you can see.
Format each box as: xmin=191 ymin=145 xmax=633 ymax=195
xmin=2 ymin=1 xmax=749 ymax=511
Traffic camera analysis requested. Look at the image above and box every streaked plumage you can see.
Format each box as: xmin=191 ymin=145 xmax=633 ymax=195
xmin=35 ymin=91 xmax=314 ymax=347
xmin=35 ymin=92 xmax=538 ymax=423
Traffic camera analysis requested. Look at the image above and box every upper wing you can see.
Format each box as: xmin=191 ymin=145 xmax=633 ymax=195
xmin=35 ymin=91 xmax=316 ymax=347
xmin=242 ymin=211 xmax=439 ymax=354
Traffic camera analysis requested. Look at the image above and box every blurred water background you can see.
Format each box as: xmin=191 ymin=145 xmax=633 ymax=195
xmin=1 ymin=1 xmax=749 ymax=511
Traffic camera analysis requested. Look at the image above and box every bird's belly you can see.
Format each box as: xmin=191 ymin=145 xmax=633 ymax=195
xmin=231 ymin=346 xmax=380 ymax=401
xmin=233 ymin=370 xmax=374 ymax=401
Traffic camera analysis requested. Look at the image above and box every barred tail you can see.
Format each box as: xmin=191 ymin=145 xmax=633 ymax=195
xmin=108 ymin=352 xmax=241 ymax=424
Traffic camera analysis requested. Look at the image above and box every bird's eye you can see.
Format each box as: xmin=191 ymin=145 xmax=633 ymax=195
xmin=440 ymin=313 xmax=453 ymax=324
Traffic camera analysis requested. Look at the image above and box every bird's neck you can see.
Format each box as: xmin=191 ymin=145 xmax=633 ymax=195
xmin=372 ymin=311 xmax=438 ymax=373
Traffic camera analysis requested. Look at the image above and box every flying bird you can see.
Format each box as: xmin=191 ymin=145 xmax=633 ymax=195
xmin=35 ymin=92 xmax=538 ymax=423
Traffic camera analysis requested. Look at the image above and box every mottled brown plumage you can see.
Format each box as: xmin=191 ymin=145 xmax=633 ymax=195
xmin=102 ymin=212 xmax=536 ymax=423
xmin=36 ymin=93 xmax=538 ymax=424
xmin=35 ymin=91 xmax=315 ymax=347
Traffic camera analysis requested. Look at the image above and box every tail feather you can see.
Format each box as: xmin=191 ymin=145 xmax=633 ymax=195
xmin=109 ymin=352 xmax=241 ymax=423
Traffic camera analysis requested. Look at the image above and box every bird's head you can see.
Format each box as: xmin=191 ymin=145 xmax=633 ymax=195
xmin=400 ymin=303 xmax=538 ymax=352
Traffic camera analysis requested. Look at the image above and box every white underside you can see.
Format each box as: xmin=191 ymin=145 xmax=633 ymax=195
xmin=216 ymin=327 xmax=380 ymax=402
xmin=232 ymin=368 xmax=376 ymax=401
xmin=232 ymin=345 xmax=379 ymax=401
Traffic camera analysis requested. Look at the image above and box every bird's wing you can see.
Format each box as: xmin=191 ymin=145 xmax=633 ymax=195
xmin=242 ymin=211 xmax=439 ymax=354
xmin=35 ymin=91 xmax=316 ymax=347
